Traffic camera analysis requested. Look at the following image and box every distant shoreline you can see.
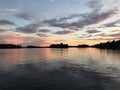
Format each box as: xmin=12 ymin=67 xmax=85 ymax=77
xmin=0 ymin=46 xmax=119 ymax=50
xmin=0 ymin=40 xmax=120 ymax=49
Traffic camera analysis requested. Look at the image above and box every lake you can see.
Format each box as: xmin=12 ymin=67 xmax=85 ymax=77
xmin=0 ymin=48 xmax=120 ymax=90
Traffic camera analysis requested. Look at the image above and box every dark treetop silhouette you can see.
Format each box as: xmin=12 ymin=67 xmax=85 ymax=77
xmin=0 ymin=40 xmax=120 ymax=49
xmin=0 ymin=44 xmax=21 ymax=49
xmin=26 ymin=45 xmax=42 ymax=48
xmin=77 ymin=44 xmax=90 ymax=48
xmin=49 ymin=43 xmax=69 ymax=48
xmin=92 ymin=40 xmax=120 ymax=49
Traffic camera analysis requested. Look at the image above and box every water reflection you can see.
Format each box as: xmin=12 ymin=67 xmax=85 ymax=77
xmin=0 ymin=48 xmax=120 ymax=90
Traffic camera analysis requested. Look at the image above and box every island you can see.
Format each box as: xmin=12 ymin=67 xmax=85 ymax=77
xmin=26 ymin=45 xmax=42 ymax=48
xmin=77 ymin=44 xmax=90 ymax=48
xmin=49 ymin=43 xmax=69 ymax=48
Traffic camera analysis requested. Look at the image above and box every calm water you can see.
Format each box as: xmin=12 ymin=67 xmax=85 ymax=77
xmin=0 ymin=48 xmax=120 ymax=90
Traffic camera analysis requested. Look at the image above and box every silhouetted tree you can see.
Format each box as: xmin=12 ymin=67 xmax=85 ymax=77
xmin=0 ymin=44 xmax=22 ymax=49
xmin=49 ymin=43 xmax=69 ymax=48
xmin=92 ymin=40 xmax=120 ymax=49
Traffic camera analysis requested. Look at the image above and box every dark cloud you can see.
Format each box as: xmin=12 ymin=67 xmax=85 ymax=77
xmin=43 ymin=19 xmax=58 ymax=25
xmin=86 ymin=30 xmax=101 ymax=33
xmin=54 ymin=30 xmax=74 ymax=35
xmin=108 ymin=33 xmax=120 ymax=37
xmin=79 ymin=32 xmax=120 ymax=40
xmin=0 ymin=19 xmax=16 ymax=26
xmin=43 ymin=16 xmax=79 ymax=28
xmin=37 ymin=33 xmax=49 ymax=37
xmin=87 ymin=0 xmax=102 ymax=10
xmin=104 ymin=22 xmax=117 ymax=27
xmin=103 ymin=19 xmax=120 ymax=27
xmin=78 ymin=35 xmax=93 ymax=38
xmin=39 ymin=29 xmax=51 ymax=33
xmin=54 ymin=39 xmax=66 ymax=42
xmin=87 ymin=37 xmax=120 ymax=41
xmin=15 ymin=11 xmax=35 ymax=20
xmin=16 ymin=23 xmax=41 ymax=33
xmin=60 ymin=14 xmax=82 ymax=22
xmin=42 ymin=0 xmax=118 ymax=29
xmin=68 ymin=26 xmax=79 ymax=31
xmin=95 ymin=33 xmax=107 ymax=37
xmin=43 ymin=8 xmax=118 ymax=29
xmin=96 ymin=32 xmax=120 ymax=37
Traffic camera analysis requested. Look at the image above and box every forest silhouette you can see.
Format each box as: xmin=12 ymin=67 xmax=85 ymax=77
xmin=92 ymin=40 xmax=120 ymax=49
xmin=0 ymin=40 xmax=120 ymax=49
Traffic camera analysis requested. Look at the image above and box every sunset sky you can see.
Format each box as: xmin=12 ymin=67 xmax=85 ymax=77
xmin=0 ymin=0 xmax=120 ymax=46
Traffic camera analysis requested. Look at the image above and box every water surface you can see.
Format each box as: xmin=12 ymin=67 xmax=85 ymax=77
xmin=0 ymin=48 xmax=120 ymax=90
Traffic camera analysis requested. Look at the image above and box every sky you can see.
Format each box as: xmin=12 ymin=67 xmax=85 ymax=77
xmin=0 ymin=0 xmax=120 ymax=46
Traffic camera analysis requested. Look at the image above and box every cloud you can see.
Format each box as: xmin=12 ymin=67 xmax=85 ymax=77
xmin=0 ymin=8 xmax=18 ymax=12
xmin=0 ymin=34 xmax=24 ymax=44
xmin=78 ymin=34 xmax=93 ymax=38
xmin=23 ymin=37 xmax=49 ymax=46
xmin=103 ymin=19 xmax=120 ymax=27
xmin=86 ymin=30 xmax=101 ymax=33
xmin=96 ymin=32 xmax=120 ymax=38
xmin=0 ymin=8 xmax=18 ymax=16
xmin=0 ymin=32 xmax=50 ymax=46
xmin=95 ymin=33 xmax=107 ymax=37
xmin=54 ymin=30 xmax=74 ymax=35
xmin=3 ymin=38 xmax=23 ymax=44
xmin=87 ymin=37 xmax=120 ymax=41
xmin=0 ymin=12 xmax=7 ymax=16
xmin=87 ymin=0 xmax=102 ymax=10
xmin=15 ymin=11 xmax=35 ymax=21
xmin=39 ymin=29 xmax=51 ymax=33
xmin=37 ymin=33 xmax=49 ymax=37
xmin=4 ymin=9 xmax=18 ymax=12
xmin=54 ymin=39 xmax=66 ymax=42
xmin=42 ymin=0 xmax=119 ymax=29
xmin=0 ymin=28 xmax=8 ymax=32
xmin=108 ymin=33 xmax=120 ymax=37
xmin=104 ymin=22 xmax=117 ymax=27
xmin=79 ymin=30 xmax=120 ymax=40
xmin=68 ymin=26 xmax=79 ymax=31
xmin=50 ymin=8 xmax=117 ymax=28
xmin=110 ymin=30 xmax=120 ymax=32
xmin=16 ymin=23 xmax=42 ymax=33
xmin=0 ymin=19 xmax=16 ymax=26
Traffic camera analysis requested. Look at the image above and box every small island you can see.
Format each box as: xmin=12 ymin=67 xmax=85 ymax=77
xmin=77 ymin=44 xmax=90 ymax=48
xmin=49 ymin=43 xmax=69 ymax=48
xmin=26 ymin=45 xmax=42 ymax=48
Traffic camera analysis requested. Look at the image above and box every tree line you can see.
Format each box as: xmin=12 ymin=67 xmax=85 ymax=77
xmin=0 ymin=40 xmax=120 ymax=49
